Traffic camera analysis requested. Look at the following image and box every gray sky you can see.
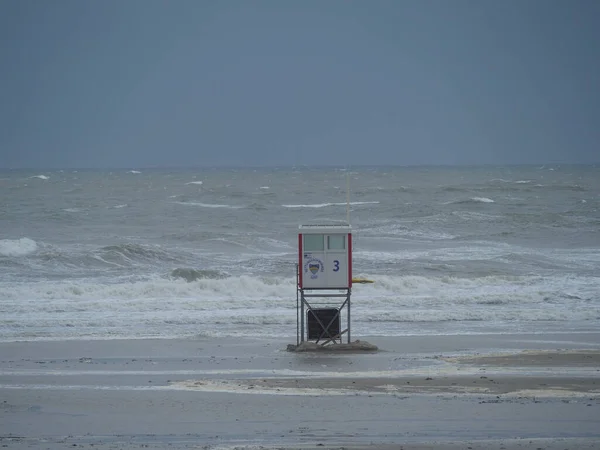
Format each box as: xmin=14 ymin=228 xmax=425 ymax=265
xmin=1 ymin=0 xmax=599 ymax=168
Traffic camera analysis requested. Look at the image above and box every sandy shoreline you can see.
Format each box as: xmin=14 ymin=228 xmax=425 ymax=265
xmin=1 ymin=333 xmax=600 ymax=449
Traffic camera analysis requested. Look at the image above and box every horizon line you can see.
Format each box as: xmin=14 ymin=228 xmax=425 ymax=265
xmin=1 ymin=162 xmax=598 ymax=171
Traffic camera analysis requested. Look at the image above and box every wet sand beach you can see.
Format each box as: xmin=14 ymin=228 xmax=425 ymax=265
xmin=1 ymin=333 xmax=600 ymax=449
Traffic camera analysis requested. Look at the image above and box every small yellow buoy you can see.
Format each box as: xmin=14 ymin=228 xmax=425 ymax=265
xmin=352 ymin=278 xmax=375 ymax=284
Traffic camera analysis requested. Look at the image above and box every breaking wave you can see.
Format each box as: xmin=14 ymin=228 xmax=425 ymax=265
xmin=0 ymin=275 xmax=296 ymax=302
xmin=97 ymin=243 xmax=180 ymax=264
xmin=438 ymin=180 xmax=587 ymax=194
xmin=170 ymin=268 xmax=228 ymax=282
xmin=282 ymin=201 xmax=380 ymax=208
xmin=174 ymin=201 xmax=243 ymax=209
xmin=445 ymin=197 xmax=495 ymax=205
xmin=62 ymin=208 xmax=85 ymax=213
xmin=1 ymin=272 xmax=597 ymax=341
xmin=0 ymin=238 xmax=38 ymax=257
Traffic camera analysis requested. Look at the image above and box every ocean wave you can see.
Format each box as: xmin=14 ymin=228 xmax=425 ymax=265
xmin=1 ymin=241 xmax=201 ymax=275
xmin=174 ymin=201 xmax=243 ymax=209
xmin=451 ymin=211 xmax=503 ymax=221
xmin=439 ymin=185 xmax=471 ymax=193
xmin=356 ymin=307 xmax=592 ymax=324
xmin=353 ymin=186 xmax=414 ymax=195
xmin=360 ymin=223 xmax=455 ymax=240
xmin=282 ymin=201 xmax=380 ymax=208
xmin=28 ymin=175 xmax=49 ymax=180
xmin=440 ymin=184 xmax=507 ymax=193
xmin=170 ymin=268 xmax=228 ymax=282
xmin=0 ymin=238 xmax=38 ymax=257
xmin=185 ymin=181 xmax=203 ymax=185
xmin=548 ymin=184 xmax=586 ymax=192
xmin=445 ymin=197 xmax=494 ymax=205
xmin=0 ymin=275 xmax=297 ymax=301
xmin=161 ymin=230 xmax=220 ymax=241
xmin=62 ymin=208 xmax=85 ymax=213
xmin=127 ymin=170 xmax=141 ymax=174
xmin=97 ymin=243 xmax=179 ymax=263
xmin=528 ymin=183 xmax=586 ymax=192
xmin=246 ymin=202 xmax=269 ymax=211
xmin=489 ymin=179 xmax=533 ymax=184
xmin=5 ymin=272 xmax=586 ymax=304
xmin=439 ymin=181 xmax=542 ymax=194
xmin=1 ymin=272 xmax=598 ymax=342
xmin=504 ymin=211 xmax=588 ymax=229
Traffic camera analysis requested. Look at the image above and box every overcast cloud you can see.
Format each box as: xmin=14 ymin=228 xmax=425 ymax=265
xmin=1 ymin=0 xmax=599 ymax=168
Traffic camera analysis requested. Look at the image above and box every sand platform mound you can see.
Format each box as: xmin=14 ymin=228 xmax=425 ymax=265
xmin=287 ymin=339 xmax=378 ymax=352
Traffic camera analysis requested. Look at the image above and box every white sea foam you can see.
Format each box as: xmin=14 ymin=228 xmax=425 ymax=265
xmin=127 ymin=170 xmax=141 ymax=174
xmin=0 ymin=238 xmax=38 ymax=257
xmin=113 ymin=204 xmax=128 ymax=209
xmin=0 ymin=276 xmax=296 ymax=302
xmin=452 ymin=211 xmax=503 ymax=221
xmin=1 ymin=166 xmax=598 ymax=342
xmin=185 ymin=181 xmax=203 ymax=185
xmin=445 ymin=197 xmax=495 ymax=205
xmin=259 ymin=186 xmax=270 ymax=190
xmin=1 ymin=273 xmax=596 ymax=321
xmin=174 ymin=201 xmax=243 ymax=209
xmin=282 ymin=201 xmax=379 ymax=208
xmin=361 ymin=223 xmax=456 ymax=240
xmin=491 ymin=179 xmax=532 ymax=184
xmin=29 ymin=175 xmax=49 ymax=180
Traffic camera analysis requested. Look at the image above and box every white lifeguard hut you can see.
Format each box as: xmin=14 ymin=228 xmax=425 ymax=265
xmin=296 ymin=224 xmax=352 ymax=345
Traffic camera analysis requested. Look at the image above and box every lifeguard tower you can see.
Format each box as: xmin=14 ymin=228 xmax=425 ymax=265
xmin=296 ymin=224 xmax=352 ymax=346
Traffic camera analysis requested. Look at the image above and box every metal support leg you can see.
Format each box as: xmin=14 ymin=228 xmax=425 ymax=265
xmin=300 ymin=290 xmax=305 ymax=343
xmin=347 ymin=290 xmax=351 ymax=343
xmin=297 ymin=287 xmax=352 ymax=346
xmin=296 ymin=265 xmax=299 ymax=346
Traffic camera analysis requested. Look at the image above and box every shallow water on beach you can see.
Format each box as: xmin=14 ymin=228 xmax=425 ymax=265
xmin=1 ymin=165 xmax=599 ymax=341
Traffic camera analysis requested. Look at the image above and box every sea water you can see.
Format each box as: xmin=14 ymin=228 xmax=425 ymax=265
xmin=1 ymin=165 xmax=598 ymax=341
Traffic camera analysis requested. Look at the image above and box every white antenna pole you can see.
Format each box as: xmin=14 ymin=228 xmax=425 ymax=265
xmin=346 ymin=170 xmax=351 ymax=226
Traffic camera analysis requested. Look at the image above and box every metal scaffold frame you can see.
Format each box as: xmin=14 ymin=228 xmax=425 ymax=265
xmin=296 ymin=264 xmax=351 ymax=346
